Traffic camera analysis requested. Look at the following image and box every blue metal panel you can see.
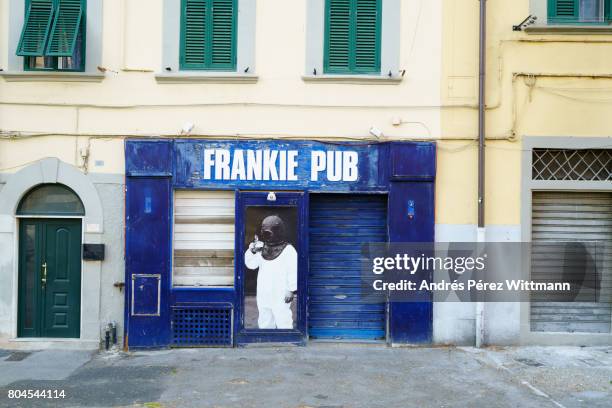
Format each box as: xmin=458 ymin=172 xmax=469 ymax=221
xmin=125 ymin=177 xmax=172 ymax=348
xmin=171 ymin=304 xmax=233 ymax=347
xmin=125 ymin=140 xmax=173 ymax=177
xmin=308 ymin=194 xmax=388 ymax=340
xmin=388 ymin=182 xmax=435 ymax=343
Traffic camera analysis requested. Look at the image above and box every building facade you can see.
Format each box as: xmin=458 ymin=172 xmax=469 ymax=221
xmin=440 ymin=0 xmax=612 ymax=346
xmin=0 ymin=0 xmax=609 ymax=349
xmin=0 ymin=0 xmax=443 ymax=349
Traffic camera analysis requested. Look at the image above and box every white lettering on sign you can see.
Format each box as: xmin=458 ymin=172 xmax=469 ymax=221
xmin=310 ymin=150 xmax=359 ymax=182
xmin=202 ymin=149 xmax=358 ymax=182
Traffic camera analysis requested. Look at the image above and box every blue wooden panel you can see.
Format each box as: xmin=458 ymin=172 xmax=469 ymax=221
xmin=174 ymin=139 xmax=384 ymax=191
xmin=389 ymin=142 xmax=436 ymax=180
xmin=123 ymin=139 xmax=437 ymax=348
xmin=132 ymin=274 xmax=161 ymax=316
xmin=172 ymin=288 xmax=235 ymax=304
xmin=388 ymin=182 xmax=435 ymax=343
xmin=308 ymin=194 xmax=388 ymax=341
xmin=125 ymin=177 xmax=172 ymax=348
xmin=125 ymin=140 xmax=173 ymax=176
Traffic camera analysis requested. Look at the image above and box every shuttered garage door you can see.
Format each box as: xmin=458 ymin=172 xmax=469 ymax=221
xmin=530 ymin=191 xmax=612 ymax=333
xmin=308 ymin=194 xmax=387 ymax=340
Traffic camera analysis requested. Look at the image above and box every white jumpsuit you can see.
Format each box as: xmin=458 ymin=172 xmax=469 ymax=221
xmin=244 ymin=244 xmax=298 ymax=329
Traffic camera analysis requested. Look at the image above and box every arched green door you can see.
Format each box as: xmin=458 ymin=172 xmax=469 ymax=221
xmin=17 ymin=185 xmax=84 ymax=338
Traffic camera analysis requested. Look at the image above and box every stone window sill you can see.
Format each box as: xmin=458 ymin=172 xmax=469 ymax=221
xmin=525 ymin=24 xmax=612 ymax=35
xmin=0 ymin=71 xmax=105 ymax=82
xmin=302 ymin=74 xmax=403 ymax=84
xmin=155 ymin=72 xmax=259 ymax=84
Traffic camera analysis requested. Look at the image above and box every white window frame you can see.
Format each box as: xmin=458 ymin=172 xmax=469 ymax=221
xmin=304 ymin=0 xmax=401 ymax=82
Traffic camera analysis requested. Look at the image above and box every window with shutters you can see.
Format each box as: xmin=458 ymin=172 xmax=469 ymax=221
xmin=548 ymin=0 xmax=612 ymax=24
xmin=324 ymin=0 xmax=382 ymax=75
xmin=180 ymin=0 xmax=237 ymax=71
xmin=173 ymin=191 xmax=236 ymax=287
xmin=17 ymin=0 xmax=86 ymax=71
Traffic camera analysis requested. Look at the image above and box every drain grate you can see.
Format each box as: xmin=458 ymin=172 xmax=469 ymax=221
xmin=172 ymin=305 xmax=233 ymax=347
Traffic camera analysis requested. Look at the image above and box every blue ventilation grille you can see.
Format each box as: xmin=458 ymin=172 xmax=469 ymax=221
xmin=172 ymin=305 xmax=233 ymax=347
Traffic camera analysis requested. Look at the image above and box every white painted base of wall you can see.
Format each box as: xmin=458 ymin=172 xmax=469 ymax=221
xmin=0 ymin=337 xmax=100 ymax=351
xmin=433 ymin=224 xmax=522 ymax=346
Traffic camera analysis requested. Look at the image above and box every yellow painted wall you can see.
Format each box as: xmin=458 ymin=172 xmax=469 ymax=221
xmin=440 ymin=0 xmax=612 ymax=226
xmin=0 ymin=0 xmax=443 ymax=176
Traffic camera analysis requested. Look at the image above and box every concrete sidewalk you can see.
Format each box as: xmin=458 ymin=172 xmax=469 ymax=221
xmin=0 ymin=344 xmax=610 ymax=408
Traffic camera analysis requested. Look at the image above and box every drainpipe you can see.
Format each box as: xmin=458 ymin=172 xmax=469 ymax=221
xmin=475 ymin=0 xmax=487 ymax=348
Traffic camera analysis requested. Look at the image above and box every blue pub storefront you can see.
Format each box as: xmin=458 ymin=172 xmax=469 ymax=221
xmin=124 ymin=139 xmax=436 ymax=348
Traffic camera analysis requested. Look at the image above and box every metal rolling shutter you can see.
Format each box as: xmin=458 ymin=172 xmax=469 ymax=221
xmin=309 ymin=194 xmax=387 ymax=340
xmin=173 ymin=191 xmax=235 ymax=287
xmin=530 ymin=191 xmax=612 ymax=333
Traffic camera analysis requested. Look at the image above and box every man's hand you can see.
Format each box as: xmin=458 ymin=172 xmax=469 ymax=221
xmin=249 ymin=241 xmax=263 ymax=254
xmin=284 ymin=291 xmax=295 ymax=303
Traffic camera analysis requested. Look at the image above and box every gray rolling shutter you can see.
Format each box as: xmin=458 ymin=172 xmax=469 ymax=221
xmin=308 ymin=194 xmax=387 ymax=340
xmin=530 ymin=191 xmax=612 ymax=333
xmin=173 ymin=191 xmax=235 ymax=287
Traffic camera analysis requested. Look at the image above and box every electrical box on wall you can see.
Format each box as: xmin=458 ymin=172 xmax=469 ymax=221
xmin=83 ymin=244 xmax=105 ymax=261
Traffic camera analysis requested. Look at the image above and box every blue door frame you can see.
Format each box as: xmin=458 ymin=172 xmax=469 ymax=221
xmin=124 ymin=139 xmax=436 ymax=349
xmin=235 ymin=191 xmax=308 ymax=344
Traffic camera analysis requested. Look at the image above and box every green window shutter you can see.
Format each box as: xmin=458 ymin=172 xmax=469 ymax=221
xmin=46 ymin=0 xmax=84 ymax=56
xmin=210 ymin=0 xmax=236 ymax=68
xmin=325 ymin=0 xmax=351 ymax=72
xmin=16 ymin=0 xmax=55 ymax=56
xmin=324 ymin=0 xmax=381 ymax=75
xmin=182 ymin=0 xmax=207 ymax=67
xmin=548 ymin=0 xmax=579 ymax=23
xmin=354 ymin=0 xmax=380 ymax=72
xmin=181 ymin=0 xmax=236 ymax=70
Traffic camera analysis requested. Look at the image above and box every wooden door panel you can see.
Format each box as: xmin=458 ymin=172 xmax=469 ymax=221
xmin=42 ymin=220 xmax=81 ymax=338
xmin=18 ymin=219 xmax=81 ymax=338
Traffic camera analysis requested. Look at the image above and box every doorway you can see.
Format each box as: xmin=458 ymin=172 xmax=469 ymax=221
xmin=17 ymin=184 xmax=84 ymax=338
xmin=308 ymin=194 xmax=388 ymax=341
xmin=236 ymin=191 xmax=307 ymax=344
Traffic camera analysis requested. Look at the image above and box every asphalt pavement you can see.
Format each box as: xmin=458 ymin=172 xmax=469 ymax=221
xmin=0 ymin=344 xmax=610 ymax=408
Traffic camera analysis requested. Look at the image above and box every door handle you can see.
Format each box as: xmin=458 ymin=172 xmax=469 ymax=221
xmin=41 ymin=262 xmax=47 ymax=288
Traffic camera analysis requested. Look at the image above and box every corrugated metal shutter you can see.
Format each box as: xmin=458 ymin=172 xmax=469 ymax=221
xmin=173 ymin=191 xmax=235 ymax=287
xmin=530 ymin=191 xmax=612 ymax=333
xmin=308 ymin=194 xmax=387 ymax=340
